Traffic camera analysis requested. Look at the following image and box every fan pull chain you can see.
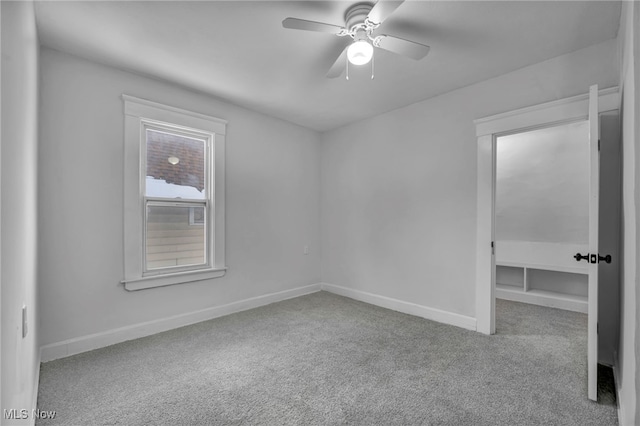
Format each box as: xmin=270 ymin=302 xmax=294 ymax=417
xmin=371 ymin=52 xmax=375 ymax=80
xmin=346 ymin=55 xmax=350 ymax=80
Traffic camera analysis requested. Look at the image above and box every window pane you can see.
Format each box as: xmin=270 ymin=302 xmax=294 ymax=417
xmin=146 ymin=128 xmax=206 ymax=199
xmin=146 ymin=205 xmax=206 ymax=270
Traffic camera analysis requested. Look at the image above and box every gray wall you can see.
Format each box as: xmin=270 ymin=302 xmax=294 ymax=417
xmin=495 ymin=121 xmax=589 ymax=244
xmin=1 ymin=1 xmax=40 ymax=422
xmin=618 ymin=2 xmax=639 ymax=424
xmin=618 ymin=2 xmax=640 ymax=425
xmin=37 ymin=48 xmax=322 ymax=346
xmin=320 ymin=38 xmax=618 ymax=318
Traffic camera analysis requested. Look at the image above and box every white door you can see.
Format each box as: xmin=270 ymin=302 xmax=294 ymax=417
xmin=587 ymin=84 xmax=599 ymax=401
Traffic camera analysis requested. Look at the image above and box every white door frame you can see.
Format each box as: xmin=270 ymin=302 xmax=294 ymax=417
xmin=474 ymin=87 xmax=620 ymax=335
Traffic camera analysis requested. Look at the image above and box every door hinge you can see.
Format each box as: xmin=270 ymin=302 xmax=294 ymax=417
xmin=598 ymin=139 xmax=601 ymax=151
xmin=491 ymin=241 xmax=495 ymax=255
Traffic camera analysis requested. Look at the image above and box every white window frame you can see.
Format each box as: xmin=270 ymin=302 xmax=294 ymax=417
xmin=142 ymin=122 xmax=211 ymax=276
xmin=122 ymin=95 xmax=227 ymax=291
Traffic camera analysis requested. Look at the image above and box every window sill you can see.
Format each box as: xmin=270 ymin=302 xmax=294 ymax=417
xmin=122 ymin=267 xmax=228 ymax=291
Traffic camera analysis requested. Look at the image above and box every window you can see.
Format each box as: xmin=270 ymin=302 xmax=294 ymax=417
xmin=144 ymin=126 xmax=208 ymax=272
xmin=189 ymin=207 xmax=205 ymax=226
xmin=122 ymin=95 xmax=226 ymax=290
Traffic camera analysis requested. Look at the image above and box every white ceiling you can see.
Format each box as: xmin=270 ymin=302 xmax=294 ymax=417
xmin=34 ymin=1 xmax=621 ymax=132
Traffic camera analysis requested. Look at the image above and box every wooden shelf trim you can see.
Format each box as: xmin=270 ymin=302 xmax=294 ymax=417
xmin=496 ymin=261 xmax=587 ymax=275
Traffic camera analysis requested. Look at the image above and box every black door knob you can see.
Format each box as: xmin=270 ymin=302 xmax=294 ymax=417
xmin=574 ymin=253 xmax=589 ymax=262
xmin=574 ymin=253 xmax=611 ymax=263
xmin=598 ymin=254 xmax=612 ymax=264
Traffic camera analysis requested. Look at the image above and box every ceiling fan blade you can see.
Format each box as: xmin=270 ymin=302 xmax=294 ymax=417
xmin=282 ymin=17 xmax=344 ymax=34
xmin=375 ymin=35 xmax=430 ymax=60
xmin=367 ymin=0 xmax=405 ymax=25
xmin=326 ymin=46 xmax=348 ymax=78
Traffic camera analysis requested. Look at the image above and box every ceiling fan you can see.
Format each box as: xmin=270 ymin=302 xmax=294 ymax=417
xmin=282 ymin=0 xmax=430 ymax=78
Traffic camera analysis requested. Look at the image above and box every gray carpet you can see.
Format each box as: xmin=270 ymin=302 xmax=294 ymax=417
xmin=36 ymin=292 xmax=618 ymax=425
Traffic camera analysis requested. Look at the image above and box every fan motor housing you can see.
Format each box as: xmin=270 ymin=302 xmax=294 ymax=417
xmin=345 ymin=3 xmax=374 ymax=30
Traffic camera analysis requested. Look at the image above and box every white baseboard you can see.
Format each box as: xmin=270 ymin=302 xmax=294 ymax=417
xmin=612 ymin=362 xmax=629 ymax=426
xmin=320 ymin=283 xmax=477 ymax=331
xmin=612 ymin=364 xmax=622 ymax=424
xmin=40 ymin=282 xmax=478 ymax=362
xmin=40 ymin=283 xmax=322 ymax=362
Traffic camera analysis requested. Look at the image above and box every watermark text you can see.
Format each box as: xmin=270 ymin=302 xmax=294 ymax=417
xmin=4 ymin=409 xmax=56 ymax=420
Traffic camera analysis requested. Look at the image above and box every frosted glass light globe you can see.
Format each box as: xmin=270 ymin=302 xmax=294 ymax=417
xmin=347 ymin=40 xmax=373 ymax=65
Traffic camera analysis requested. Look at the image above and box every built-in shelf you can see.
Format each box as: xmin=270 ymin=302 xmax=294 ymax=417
xmin=495 ymin=241 xmax=589 ymax=313
xmin=496 ymin=260 xmax=586 ymax=275
xmin=496 ymin=282 xmax=587 ymax=313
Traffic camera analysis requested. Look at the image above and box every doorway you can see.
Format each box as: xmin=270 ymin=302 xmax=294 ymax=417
xmin=494 ymin=120 xmax=590 ymax=314
xmin=474 ymin=86 xmax=621 ymax=401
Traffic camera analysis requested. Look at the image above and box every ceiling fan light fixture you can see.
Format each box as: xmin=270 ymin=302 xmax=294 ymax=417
xmin=347 ymin=40 xmax=373 ymax=65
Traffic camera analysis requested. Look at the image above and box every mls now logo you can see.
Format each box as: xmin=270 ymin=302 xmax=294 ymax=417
xmin=33 ymin=409 xmax=57 ymax=419
xmin=3 ymin=409 xmax=28 ymax=420
xmin=4 ymin=409 xmax=56 ymax=420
